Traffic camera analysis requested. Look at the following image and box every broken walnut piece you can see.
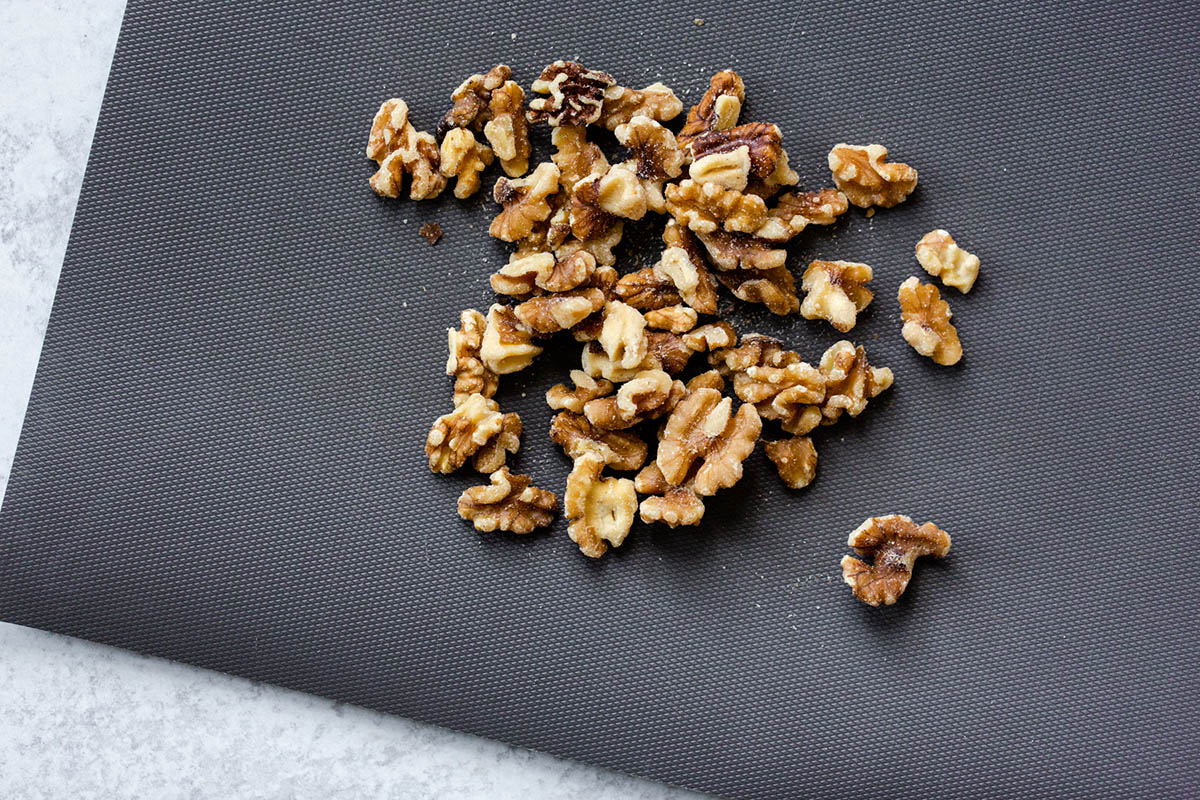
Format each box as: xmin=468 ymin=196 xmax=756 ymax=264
xmin=686 ymin=370 xmax=726 ymax=392
xmin=484 ymin=80 xmax=532 ymax=177
xmin=688 ymin=146 xmax=752 ymax=192
xmin=657 ymin=388 xmax=762 ymax=497
xmin=583 ymin=369 xmax=684 ymax=430
xmin=594 ymin=164 xmax=649 ymax=220
xmin=710 ymin=335 xmax=826 ymax=432
xmin=564 ymin=453 xmax=638 ymax=558
xmin=613 ymin=266 xmax=682 ymax=312
xmin=556 ymin=220 xmax=624 ymax=268
xmin=550 ymin=411 xmax=647 ymax=471
xmin=816 ymin=341 xmax=894 ymax=424
xmin=471 ymin=412 xmax=522 ymax=473
xmin=426 ymin=392 xmax=504 ymax=474
xmin=598 ymin=82 xmax=683 ymax=130
xmin=637 ymin=470 xmax=706 ymax=528
xmin=446 ymin=309 xmax=498 ymax=406
xmin=551 ymin=125 xmax=609 ymax=193
xmin=677 ymin=70 xmax=745 ymax=148
xmin=457 ymin=467 xmax=558 ymax=535
xmin=491 ymin=250 xmax=597 ymax=297
xmin=666 ymin=179 xmax=770 ymax=237
xmin=437 ymin=64 xmax=510 ymax=137
xmin=827 ymin=143 xmax=918 ymax=209
xmin=513 ymin=287 xmax=606 ymax=335
xmin=480 ymin=304 xmax=542 ymax=374
xmin=758 ymin=188 xmax=849 ymax=240
xmin=546 ymin=370 xmax=615 ymax=414
xmin=915 ymin=229 xmax=979 ymax=293
xmin=598 ymin=300 xmax=649 ymax=372
xmin=686 ymin=122 xmax=783 ymax=181
xmin=898 ymin=277 xmax=963 ymax=366
xmin=800 ymin=260 xmax=875 ymax=332
xmin=568 ymin=173 xmax=619 ymax=239
xmin=764 ymin=437 xmax=818 ymax=489
xmin=439 ymin=128 xmax=494 ymax=199
xmin=658 ymin=223 xmax=720 ymax=314
xmin=527 ymin=61 xmax=616 ymax=127
xmin=490 ymin=162 xmax=561 ymax=241
xmin=419 ymin=223 xmax=443 ymax=245
xmin=694 ymin=230 xmax=786 ymax=272
xmin=841 ymin=515 xmax=951 ymax=606
xmin=644 ymin=305 xmax=698 ymax=334
xmin=366 ymin=99 xmax=446 ymax=200
xmin=614 ymin=116 xmax=685 ymax=181
xmin=714 ymin=266 xmax=800 ymax=316
xmin=745 ymin=148 xmax=801 ymax=199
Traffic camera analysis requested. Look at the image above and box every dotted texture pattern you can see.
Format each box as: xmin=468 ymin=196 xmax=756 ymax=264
xmin=2 ymin=1 xmax=1198 ymax=796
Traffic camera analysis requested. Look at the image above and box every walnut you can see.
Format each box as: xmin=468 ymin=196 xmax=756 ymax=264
xmin=564 ymin=453 xmax=638 ymax=558
xmin=568 ymin=173 xmax=618 ymax=240
xmin=546 ymin=369 xmax=615 ymax=413
xmin=581 ymin=341 xmax=647 ymax=382
xmin=614 ymin=116 xmax=685 ymax=181
xmin=439 ymin=128 xmax=494 ymax=199
xmin=480 ymin=304 xmax=542 ymax=374
xmin=426 ymin=392 xmax=504 ymax=474
xmin=471 ymin=412 xmax=522 ymax=473
xmin=841 ymin=515 xmax=951 ymax=606
xmin=688 ymin=146 xmax=751 ymax=191
xmin=644 ymin=305 xmax=698 ymax=333
xmin=437 ymin=64 xmax=510 ymax=136
xmin=528 ymin=61 xmax=615 ymax=127
xmin=694 ymin=230 xmax=787 ymax=272
xmin=598 ymin=300 xmax=649 ymax=372
xmin=598 ymin=82 xmax=683 ymax=130
xmin=657 ymin=388 xmax=762 ymax=496
xmin=714 ymin=266 xmax=800 ymax=316
xmin=710 ymin=335 xmax=824 ymax=433
xmin=764 ymin=437 xmax=818 ymax=489
xmin=457 ymin=467 xmax=558 ymax=534
xmin=613 ymin=267 xmax=681 ymax=312
xmin=898 ymin=277 xmax=963 ymax=366
xmin=816 ymin=341 xmax=894 ymax=425
xmin=556 ymin=221 xmax=624 ymax=268
xmin=550 ymin=411 xmax=647 ymax=471
xmin=915 ymin=229 xmax=979 ymax=293
xmin=827 ymin=143 xmax=918 ymax=209
xmin=665 ymin=179 xmax=769 ymax=236
xmin=513 ymin=287 xmax=606 ymax=335
xmin=484 ymin=81 xmax=531 ymax=177
xmin=681 ymin=321 xmax=738 ymax=352
xmin=800 ymin=260 xmax=874 ymax=332
xmin=757 ymin=188 xmax=849 ymax=240
xmin=678 ymin=70 xmax=745 ymax=148
xmin=490 ymin=250 xmax=596 ymax=297
xmin=551 ymin=125 xmax=609 ymax=193
xmin=490 ymin=162 xmax=561 ymax=242
xmin=595 ymin=163 xmax=649 ymax=220
xmin=645 ymin=331 xmax=695 ymax=375
xmin=639 ymin=486 xmax=706 ymax=527
xmin=746 ymin=148 xmax=800 ymax=198
xmin=446 ymin=309 xmax=498 ymax=405
xmin=686 ymin=370 xmax=726 ymax=392
xmin=366 ymin=99 xmax=446 ymax=200
xmin=583 ymin=369 xmax=683 ymax=430
xmin=661 ymin=221 xmax=720 ymax=315
xmin=685 ymin=122 xmax=784 ymax=181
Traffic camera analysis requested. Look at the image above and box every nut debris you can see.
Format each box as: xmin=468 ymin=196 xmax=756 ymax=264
xmin=915 ymin=229 xmax=979 ymax=293
xmin=457 ymin=467 xmax=558 ymax=534
xmin=764 ymin=437 xmax=818 ymax=489
xmin=827 ymin=143 xmax=918 ymax=209
xmin=898 ymin=277 xmax=963 ymax=366
xmin=841 ymin=515 xmax=951 ymax=606
xmin=800 ymin=260 xmax=875 ymax=332
xmin=528 ymin=61 xmax=616 ymax=127
xmin=564 ymin=453 xmax=638 ymax=558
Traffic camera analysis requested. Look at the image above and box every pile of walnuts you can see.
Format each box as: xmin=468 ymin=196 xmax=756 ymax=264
xmin=368 ymin=63 xmax=976 ymax=605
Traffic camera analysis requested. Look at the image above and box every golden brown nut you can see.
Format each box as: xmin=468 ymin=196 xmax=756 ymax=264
xmin=745 ymin=148 xmax=800 ymax=198
xmin=439 ymin=128 xmax=494 ymax=199
xmin=800 ymin=260 xmax=874 ymax=332
xmin=513 ymin=288 xmax=606 ymax=335
xmin=551 ymin=125 xmax=609 ymax=193
xmin=665 ymin=179 xmax=769 ymax=236
xmin=816 ymin=341 xmax=894 ymax=425
xmin=595 ymin=163 xmax=649 ymax=220
xmin=915 ymin=229 xmax=979 ymax=293
xmin=827 ymin=143 xmax=918 ymax=209
xmin=710 ymin=335 xmax=826 ymax=430
xmin=426 ymin=392 xmax=505 ymax=474
xmin=614 ymin=116 xmax=685 ymax=181
xmin=480 ymin=304 xmax=542 ymax=374
xmin=484 ymin=80 xmax=532 ymax=177
xmin=694 ymin=230 xmax=786 ymax=272
xmin=437 ymin=64 xmax=510 ymax=136
xmin=714 ymin=266 xmax=800 ymax=315
xmin=580 ymin=341 xmax=650 ymax=382
xmin=898 ymin=277 xmax=963 ymax=366
xmin=549 ymin=411 xmax=647 ymax=471
xmin=613 ymin=266 xmax=682 ymax=312
xmin=764 ymin=437 xmax=818 ymax=489
xmin=686 ymin=370 xmax=726 ymax=392
xmin=490 ymin=162 xmax=561 ymax=241
xmin=644 ymin=305 xmax=698 ymax=333
xmin=678 ymin=70 xmax=745 ymax=148
xmin=527 ymin=61 xmax=616 ymax=127
xmin=685 ymin=122 xmax=783 ymax=181
xmin=755 ymin=187 xmax=849 ymax=240
xmin=446 ymin=309 xmax=499 ymax=405
xmin=679 ymin=321 xmax=738 ymax=353
xmin=598 ymin=301 xmax=649 ymax=372
xmin=568 ymin=173 xmax=619 ymax=240
xmin=564 ymin=452 xmax=638 ymax=558
xmin=583 ymin=369 xmax=684 ymax=430
xmin=639 ymin=486 xmax=706 ymax=527
xmin=471 ymin=412 xmax=522 ymax=473
xmin=457 ymin=467 xmax=558 ymax=534
xmin=657 ymin=388 xmax=762 ymax=496
xmin=556 ymin=221 xmax=624 ymax=268
xmin=491 ymin=250 xmax=597 ymax=297
xmin=546 ymin=370 xmax=615 ymax=413
xmin=645 ymin=331 xmax=695 ymax=375
xmin=688 ymin=146 xmax=751 ymax=191
xmin=841 ymin=515 xmax=951 ymax=606
xmin=598 ymin=82 xmax=683 ymax=130
xmin=366 ymin=99 xmax=447 ymax=200
xmin=656 ymin=228 xmax=719 ymax=314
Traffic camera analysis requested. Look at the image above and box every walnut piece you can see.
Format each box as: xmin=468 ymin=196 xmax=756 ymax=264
xmin=764 ymin=437 xmax=818 ymax=489
xmin=480 ymin=304 xmax=542 ymax=374
xmin=472 ymin=412 xmax=522 ymax=473
xmin=644 ymin=305 xmax=698 ymax=333
xmin=490 ymin=162 xmax=561 ymax=241
xmin=898 ymin=277 xmax=963 ymax=366
xmin=598 ymin=82 xmax=683 ymax=130
xmin=688 ymin=146 xmax=751 ymax=191
xmin=613 ymin=266 xmax=681 ymax=312
xmin=714 ymin=266 xmax=800 ymax=315
xmin=457 ymin=467 xmax=558 ymax=534
xmin=594 ymin=163 xmax=649 ymax=220
xmin=528 ymin=61 xmax=616 ymax=127
xmin=598 ymin=301 xmax=649 ymax=372
xmin=564 ymin=453 xmax=638 ymax=558
xmin=426 ymin=392 xmax=504 ymax=474
xmin=614 ymin=116 xmax=685 ymax=181
xmin=546 ymin=370 xmax=614 ymax=413
xmin=686 ymin=370 xmax=726 ymax=392
xmin=583 ymin=369 xmax=683 ymax=430
xmin=828 ymin=143 xmax=918 ymax=209
xmin=491 ymin=250 xmax=597 ymax=297
xmin=550 ymin=411 xmax=647 ymax=471
xmin=800 ymin=260 xmax=874 ymax=332
xmin=657 ymin=225 xmax=719 ymax=314
xmin=657 ymin=388 xmax=762 ymax=496
xmin=439 ymin=128 xmax=494 ymax=199
xmin=915 ymin=229 xmax=979 ymax=293
xmin=686 ymin=122 xmax=783 ymax=181
xmin=419 ymin=222 xmax=442 ymax=245
xmin=514 ymin=287 xmax=606 ymax=335
xmin=711 ymin=335 xmax=825 ymax=433
xmin=665 ymin=179 xmax=769 ymax=236
xmin=639 ymin=485 xmax=706 ymax=527
xmin=446 ymin=309 xmax=498 ymax=405
xmin=694 ymin=230 xmax=786 ymax=272
xmin=484 ymin=80 xmax=532 ymax=177
xmin=816 ymin=341 xmax=894 ymax=425
xmin=437 ymin=64 xmax=510 ymax=136
xmin=556 ymin=220 xmax=624 ymax=268
xmin=551 ymin=125 xmax=609 ymax=193
xmin=568 ymin=173 xmax=619 ymax=240
xmin=366 ymin=99 xmax=446 ymax=200
xmin=678 ymin=70 xmax=745 ymax=148
xmin=759 ymin=188 xmax=849 ymax=240
xmin=841 ymin=515 xmax=951 ymax=606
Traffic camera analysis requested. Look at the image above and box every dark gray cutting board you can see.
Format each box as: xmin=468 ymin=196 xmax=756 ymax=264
xmin=2 ymin=0 xmax=1197 ymax=796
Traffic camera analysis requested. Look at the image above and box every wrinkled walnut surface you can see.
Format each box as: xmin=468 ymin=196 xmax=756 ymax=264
xmin=827 ymin=143 xmax=918 ymax=209
xmin=550 ymin=411 xmax=647 ymax=471
xmin=564 ymin=453 xmax=638 ymax=558
xmin=598 ymin=82 xmax=683 ymax=130
xmin=426 ymin=392 xmax=505 ymax=474
xmin=764 ymin=437 xmax=818 ymax=489
xmin=490 ymin=162 xmax=561 ymax=241
xmin=678 ymin=70 xmax=745 ymax=147
xmin=657 ymin=388 xmax=762 ymax=496
xmin=915 ymin=229 xmax=979 ymax=293
xmin=898 ymin=277 xmax=963 ymax=366
xmin=800 ymin=260 xmax=874 ymax=332
xmin=841 ymin=515 xmax=951 ymax=606
xmin=457 ymin=467 xmax=558 ymax=534
xmin=528 ymin=61 xmax=615 ymax=127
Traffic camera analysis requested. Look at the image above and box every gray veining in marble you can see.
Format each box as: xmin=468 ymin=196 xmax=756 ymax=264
xmin=0 ymin=2 xmax=705 ymax=796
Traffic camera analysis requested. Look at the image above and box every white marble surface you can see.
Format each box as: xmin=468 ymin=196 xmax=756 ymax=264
xmin=0 ymin=2 xmax=703 ymax=797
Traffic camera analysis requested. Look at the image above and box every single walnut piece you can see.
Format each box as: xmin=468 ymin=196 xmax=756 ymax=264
xmin=551 ymin=125 xmax=609 ymax=193
xmin=764 ymin=437 xmax=818 ymax=489
xmin=758 ymin=188 xmax=849 ymax=240
xmin=745 ymin=148 xmax=801 ymax=198
xmin=439 ymin=128 xmax=494 ymax=199
xmin=568 ymin=173 xmax=619 ymax=240
xmin=694 ymin=230 xmax=786 ymax=272
xmin=816 ymin=341 xmax=894 ymax=425
xmin=480 ymin=304 xmax=542 ymax=374
xmin=657 ymin=388 xmax=762 ymax=496
xmin=614 ymin=116 xmax=685 ymax=181
xmin=841 ymin=515 xmax=952 ymax=606
xmin=656 ymin=227 xmax=719 ymax=314
xmin=613 ymin=266 xmax=682 ymax=312
xmin=898 ymin=277 xmax=963 ymax=366
xmin=639 ymin=487 xmax=707 ymax=527
xmin=490 ymin=162 xmax=561 ymax=242
xmin=457 ymin=467 xmax=558 ymax=534
xmin=800 ymin=260 xmax=875 ymax=332
xmin=446 ymin=309 xmax=498 ymax=405
xmin=714 ymin=266 xmax=800 ymax=316
xmin=678 ymin=70 xmax=745 ymax=148
xmin=595 ymin=164 xmax=649 ymax=220
xmin=644 ymin=305 xmax=698 ymax=333
xmin=827 ymin=143 xmax=918 ymax=209
xmin=598 ymin=301 xmax=649 ymax=372
xmin=419 ymin=222 xmax=443 ymax=245
xmin=472 ymin=412 xmax=522 ymax=473
xmin=686 ymin=122 xmax=783 ymax=181
xmin=711 ymin=335 xmax=826 ymax=432
xmin=426 ymin=392 xmax=504 ymax=474
xmin=366 ymin=99 xmax=446 ymax=200
xmin=514 ymin=287 xmax=606 ymax=335
xmin=546 ymin=370 xmax=614 ymax=413
xmin=686 ymin=370 xmax=726 ymax=392
xmin=437 ymin=64 xmax=510 ymax=136
xmin=484 ymin=80 xmax=532 ymax=177
xmin=556 ymin=220 xmax=624 ymax=268
xmin=528 ymin=61 xmax=616 ymax=127
xmin=550 ymin=411 xmax=647 ymax=471
xmin=598 ymin=82 xmax=683 ymax=130
xmin=666 ymin=179 xmax=770 ymax=237
xmin=584 ymin=369 xmax=683 ymax=430
xmin=564 ymin=453 xmax=638 ymax=558
xmin=491 ymin=250 xmax=597 ymax=297
xmin=915 ymin=229 xmax=979 ymax=293
xmin=689 ymin=146 xmax=752 ymax=191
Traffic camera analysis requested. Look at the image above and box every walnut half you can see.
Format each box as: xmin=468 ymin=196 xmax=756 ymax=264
xmin=841 ymin=515 xmax=951 ymax=606
xmin=457 ymin=467 xmax=558 ymax=534
xmin=915 ymin=229 xmax=979 ymax=293
xmin=564 ymin=452 xmax=638 ymax=558
xmin=827 ymin=143 xmax=918 ymax=209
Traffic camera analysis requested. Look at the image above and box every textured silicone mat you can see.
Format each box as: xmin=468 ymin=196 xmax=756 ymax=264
xmin=3 ymin=0 xmax=1198 ymax=796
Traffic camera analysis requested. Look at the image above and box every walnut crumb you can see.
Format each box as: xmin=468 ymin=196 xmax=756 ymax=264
xmin=841 ymin=515 xmax=951 ymax=606
xmin=898 ymin=277 xmax=963 ymax=365
xmin=457 ymin=467 xmax=558 ymax=534
xmin=419 ymin=222 xmax=443 ymax=245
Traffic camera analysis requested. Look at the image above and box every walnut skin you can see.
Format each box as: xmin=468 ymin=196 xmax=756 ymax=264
xmin=614 ymin=116 xmax=685 ymax=181
xmin=915 ymin=229 xmax=979 ymax=293
xmin=439 ymin=128 xmax=494 ymax=199
xmin=491 ymin=162 xmax=561 ymax=242
xmin=841 ymin=515 xmax=951 ymax=606
xmin=550 ymin=411 xmax=647 ymax=471
xmin=564 ymin=452 xmax=638 ymax=558
xmin=759 ymin=188 xmax=849 ymax=240
xmin=828 ymin=143 xmax=918 ymax=209
xmin=764 ymin=437 xmax=818 ymax=489
xmin=437 ymin=64 xmax=510 ymax=137
xmin=457 ymin=467 xmax=558 ymax=534
xmin=613 ymin=266 xmax=682 ymax=312
xmin=426 ymin=392 xmax=505 ymax=474
xmin=678 ymin=70 xmax=745 ymax=148
xmin=528 ymin=61 xmax=616 ymax=127
xmin=366 ymin=99 xmax=446 ymax=200
xmin=598 ymin=82 xmax=683 ymax=130
xmin=472 ymin=412 xmax=522 ymax=473
xmin=898 ymin=277 xmax=963 ymax=366
xmin=546 ymin=370 xmax=615 ymax=414
xmin=484 ymin=80 xmax=531 ymax=177
xmin=657 ymin=388 xmax=762 ymax=497
xmin=480 ymin=304 xmax=542 ymax=374
xmin=568 ymin=173 xmax=619 ymax=240
xmin=446 ymin=309 xmax=498 ymax=406
xmin=583 ymin=369 xmax=684 ymax=430
xmin=816 ymin=341 xmax=894 ymax=425
xmin=800 ymin=260 xmax=875 ymax=332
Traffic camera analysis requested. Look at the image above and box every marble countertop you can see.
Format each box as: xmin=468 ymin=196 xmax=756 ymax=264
xmin=0 ymin=3 xmax=702 ymax=797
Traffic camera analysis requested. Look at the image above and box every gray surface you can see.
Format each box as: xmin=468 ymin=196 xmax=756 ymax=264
xmin=2 ymin=0 xmax=1199 ymax=797
xmin=0 ymin=2 xmax=698 ymax=797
